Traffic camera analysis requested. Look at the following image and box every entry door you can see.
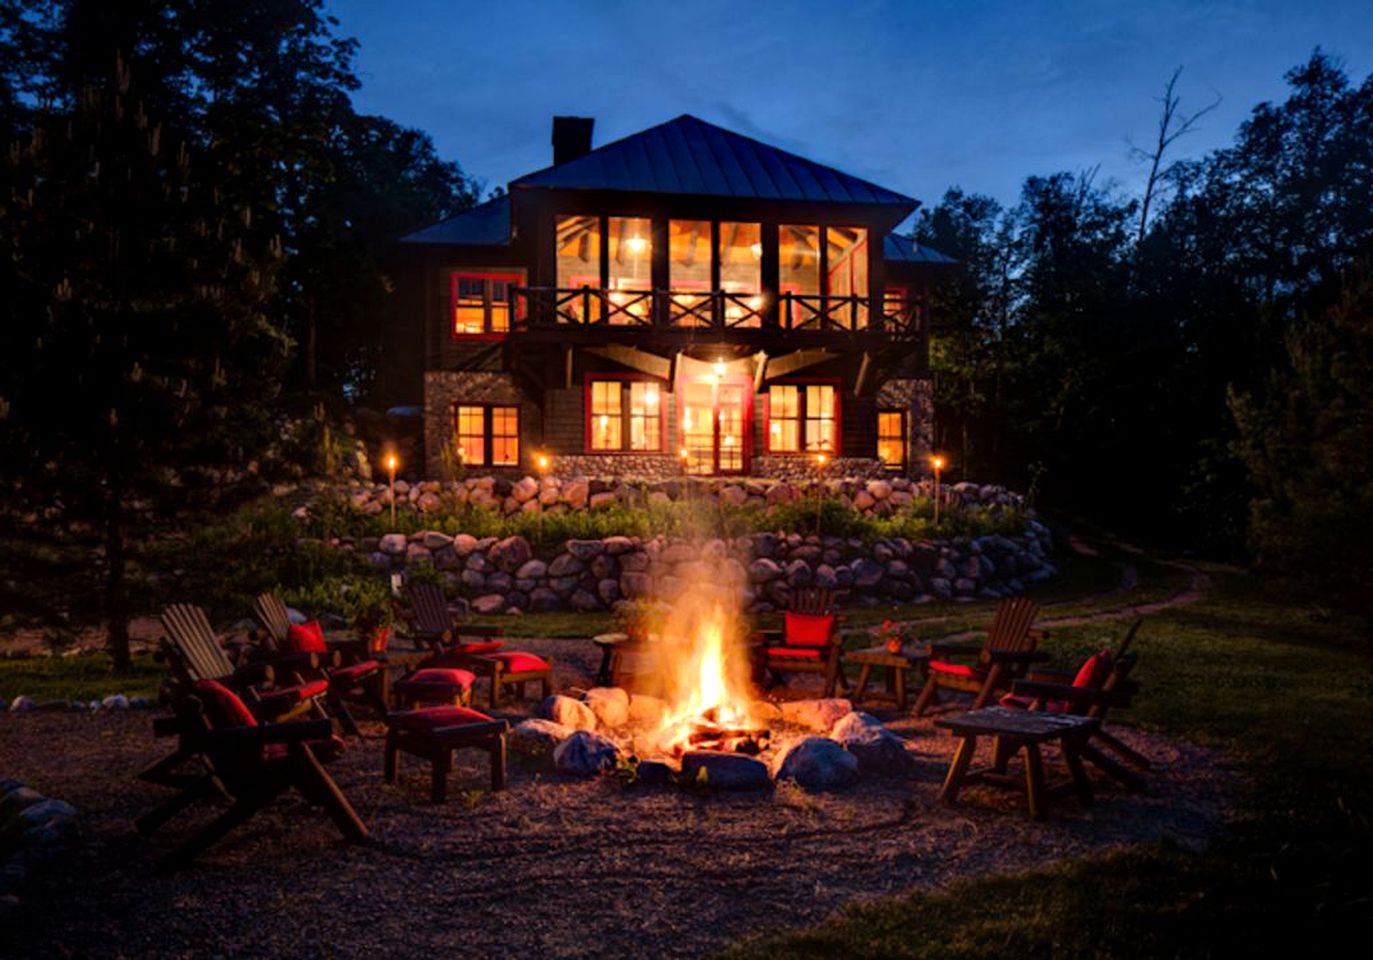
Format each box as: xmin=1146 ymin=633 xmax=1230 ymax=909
xmin=680 ymin=378 xmax=751 ymax=476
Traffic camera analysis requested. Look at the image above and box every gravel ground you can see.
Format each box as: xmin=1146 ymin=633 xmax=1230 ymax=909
xmin=0 ymin=636 xmax=1236 ymax=960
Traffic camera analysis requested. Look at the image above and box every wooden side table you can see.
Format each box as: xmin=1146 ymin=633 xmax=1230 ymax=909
xmin=849 ymin=646 xmax=931 ymax=712
xmin=935 ymin=707 xmax=1099 ymax=819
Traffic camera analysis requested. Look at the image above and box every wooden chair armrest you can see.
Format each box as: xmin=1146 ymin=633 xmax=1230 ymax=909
xmin=928 ymin=642 xmax=982 ymax=658
xmin=982 ymin=649 xmax=1051 ymax=665
xmin=430 ymin=719 xmax=510 ymax=738
xmin=1009 ymin=681 xmax=1134 ymax=709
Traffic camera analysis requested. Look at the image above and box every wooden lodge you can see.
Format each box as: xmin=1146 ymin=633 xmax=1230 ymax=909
xmin=394 ymin=115 xmax=954 ymax=479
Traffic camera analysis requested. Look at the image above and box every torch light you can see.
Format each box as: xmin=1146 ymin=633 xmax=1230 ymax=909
xmin=385 ymin=452 xmax=399 ymax=528
xmin=813 ymin=450 xmax=829 ymax=534
xmin=930 ymin=454 xmax=946 ymax=528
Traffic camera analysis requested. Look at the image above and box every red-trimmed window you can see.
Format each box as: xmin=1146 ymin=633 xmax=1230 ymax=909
xmin=877 ymin=410 xmax=907 ymax=472
xmin=454 ymin=404 xmax=520 ymax=466
xmin=767 ymin=383 xmax=838 ymax=454
xmin=450 ymin=273 xmax=520 ymax=337
xmin=586 ymin=377 xmax=665 ymax=452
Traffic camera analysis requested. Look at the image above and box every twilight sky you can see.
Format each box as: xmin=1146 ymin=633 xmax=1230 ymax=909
xmin=329 ymin=0 xmax=1371 ymax=212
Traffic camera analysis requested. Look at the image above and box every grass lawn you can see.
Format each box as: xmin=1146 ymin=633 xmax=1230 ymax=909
xmin=0 ymin=652 xmax=163 ymax=703
xmin=720 ymin=565 xmax=1373 ymax=957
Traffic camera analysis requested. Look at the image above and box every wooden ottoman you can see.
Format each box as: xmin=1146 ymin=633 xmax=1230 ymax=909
xmin=384 ymin=706 xmax=509 ymax=802
xmin=391 ymin=666 xmax=477 ymax=709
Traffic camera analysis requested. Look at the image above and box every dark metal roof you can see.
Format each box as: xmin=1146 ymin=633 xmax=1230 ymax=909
xmin=400 ymin=195 xmax=511 ymax=246
xmin=883 ymin=234 xmax=958 ymax=265
xmin=513 ymin=114 xmax=917 ymax=208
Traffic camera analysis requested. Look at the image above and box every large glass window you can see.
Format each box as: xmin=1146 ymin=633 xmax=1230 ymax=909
xmin=455 ymin=405 xmax=519 ymax=467
xmin=451 ymin=273 xmax=516 ymax=335
xmin=779 ymin=225 xmax=820 ymax=327
xmin=767 ymin=383 xmax=837 ymax=453
xmin=608 ymin=216 xmax=651 ymax=324
xmin=669 ymin=219 xmax=711 ymax=325
xmin=827 ymin=226 xmax=869 ymax=328
xmin=587 ymin=378 xmax=664 ymax=452
xmin=720 ymin=221 xmax=762 ymax=327
xmin=555 ymin=215 xmax=601 ymax=322
xmin=877 ymin=411 xmax=907 ymax=472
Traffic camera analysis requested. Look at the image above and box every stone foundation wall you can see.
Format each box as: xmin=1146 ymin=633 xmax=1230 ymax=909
xmin=877 ymin=377 xmax=934 ymax=469
xmin=349 ymin=519 xmax=1056 ymax=616
xmin=422 ymin=371 xmax=535 ymax=477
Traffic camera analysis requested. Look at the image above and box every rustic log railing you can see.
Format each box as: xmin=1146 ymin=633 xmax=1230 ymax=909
xmin=512 ymin=287 xmax=921 ymax=336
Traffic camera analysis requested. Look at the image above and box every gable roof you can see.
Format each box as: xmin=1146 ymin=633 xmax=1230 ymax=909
xmin=400 ymin=195 xmax=511 ymax=246
xmin=883 ymin=234 xmax=958 ymax=265
xmin=512 ymin=114 xmax=916 ymax=209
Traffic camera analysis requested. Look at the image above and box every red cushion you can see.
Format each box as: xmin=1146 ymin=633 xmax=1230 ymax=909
xmin=928 ymin=660 xmax=986 ymax=679
xmin=194 ymin=680 xmax=257 ymax=729
xmin=258 ymin=679 xmax=329 ymax=705
xmin=398 ymin=667 xmax=476 ymax=689
xmin=393 ymin=705 xmax=494 ymax=731
xmin=767 ymin=646 xmax=823 ymax=660
xmin=784 ymin=612 xmax=835 ymax=648
xmin=491 ymin=652 xmax=550 ymax=673
xmin=451 ymin=640 xmax=505 ymax=655
xmin=283 ymin=620 xmax=327 ymax=654
xmin=1073 ymin=650 xmax=1114 ymax=689
xmin=330 ymin=660 xmax=382 ymax=684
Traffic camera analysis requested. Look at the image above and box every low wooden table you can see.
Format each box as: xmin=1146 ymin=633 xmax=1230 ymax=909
xmin=849 ymin=645 xmax=931 ymax=712
xmin=935 ymin=707 xmax=1100 ymax=819
xmin=384 ymin=711 xmax=509 ymax=803
xmin=591 ymin=633 xmax=632 ymax=687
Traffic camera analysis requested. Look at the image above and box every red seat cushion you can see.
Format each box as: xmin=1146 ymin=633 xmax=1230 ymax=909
xmin=393 ymin=705 xmax=494 ymax=731
xmin=283 ymin=620 xmax=327 ymax=654
xmin=767 ymin=646 xmax=823 ymax=660
xmin=928 ymin=660 xmax=986 ymax=679
xmin=451 ymin=640 xmax=505 ymax=655
xmin=491 ymin=652 xmax=550 ymax=673
xmin=1073 ymin=650 xmax=1114 ymax=689
xmin=784 ymin=612 xmax=835 ymax=648
xmin=330 ymin=660 xmax=382 ymax=684
xmin=194 ymin=680 xmax=257 ymax=728
xmin=397 ymin=667 xmax=476 ymax=689
xmin=258 ymin=679 xmax=329 ymax=707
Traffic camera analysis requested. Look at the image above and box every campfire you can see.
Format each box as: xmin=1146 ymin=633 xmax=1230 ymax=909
xmin=638 ymin=591 xmax=770 ymax=760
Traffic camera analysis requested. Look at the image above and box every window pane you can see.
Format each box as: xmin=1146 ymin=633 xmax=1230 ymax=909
xmin=556 ymin=215 xmax=602 ymax=323
xmin=669 ymin=220 xmax=711 ymax=326
xmin=826 ymin=226 xmax=869 ymax=328
xmin=720 ymin=222 xmax=762 ymax=327
xmin=877 ymin=411 xmax=905 ymax=470
xmin=718 ymin=384 xmax=745 ymax=472
xmin=768 ymin=385 xmax=800 ymax=453
xmin=456 ymin=405 xmax=486 ymax=465
xmin=453 ymin=275 xmax=486 ymax=335
xmin=804 ymin=384 xmax=836 ymax=452
xmin=489 ymin=281 xmax=511 ymax=333
xmin=491 ymin=406 xmax=519 ymax=466
xmin=608 ymin=216 xmax=651 ymax=325
xmin=682 ymin=381 xmax=715 ymax=475
xmin=779 ymin=225 xmax=819 ymax=327
xmin=589 ymin=380 xmax=622 ymax=451
xmin=629 ymin=381 xmax=661 ymax=450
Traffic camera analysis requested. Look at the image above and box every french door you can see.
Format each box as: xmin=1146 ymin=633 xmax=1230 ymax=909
xmin=679 ymin=377 xmax=751 ymax=476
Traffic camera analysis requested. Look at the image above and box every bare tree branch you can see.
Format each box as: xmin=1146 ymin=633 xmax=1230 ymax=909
xmin=1134 ymin=67 xmax=1221 ymax=242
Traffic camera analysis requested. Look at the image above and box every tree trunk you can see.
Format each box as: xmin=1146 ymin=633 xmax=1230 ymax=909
xmin=105 ymin=494 xmax=132 ymax=672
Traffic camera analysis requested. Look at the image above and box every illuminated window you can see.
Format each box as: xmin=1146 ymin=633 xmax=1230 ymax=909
xmin=669 ymin=220 xmax=711 ymax=325
xmin=779 ymin=225 xmax=820 ymax=326
xmin=588 ymin=378 xmax=663 ymax=452
xmin=883 ymin=286 xmax=909 ymax=328
xmin=767 ymin=383 xmax=838 ymax=453
xmin=608 ymin=216 xmax=651 ymax=324
xmin=826 ymin=226 xmax=868 ymax=328
xmin=451 ymin=274 xmax=518 ymax=336
xmin=454 ymin=405 xmax=519 ymax=467
xmin=556 ymin=215 xmax=602 ymax=322
xmin=720 ymin=221 xmax=762 ymax=327
xmin=877 ymin=411 xmax=907 ymax=472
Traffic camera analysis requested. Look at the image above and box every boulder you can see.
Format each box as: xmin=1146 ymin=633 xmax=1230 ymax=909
xmin=489 ymin=536 xmax=533 ymax=573
xmin=569 ymin=589 xmax=602 ymax=612
xmin=779 ymin=698 xmax=853 ymax=732
xmin=100 ymin=694 xmax=129 ymax=711
xmin=582 ymin=687 xmax=630 ymax=727
xmin=541 ymin=694 xmax=597 ymax=731
xmin=680 ymin=751 xmax=771 ymax=791
xmin=589 ymin=492 xmax=618 ymax=511
xmin=1 ymin=797 xmax=77 ymax=845
xmin=748 ymin=558 xmax=783 ymax=583
xmin=515 ymin=559 xmax=548 ymax=580
xmin=784 ymin=559 xmax=813 ymax=588
xmin=748 ymin=700 xmax=784 ymax=724
xmin=867 ymin=479 xmax=893 ymax=500
xmin=830 ymin=712 xmax=917 ymax=777
xmin=511 ymin=476 xmax=539 ymax=503
xmin=566 ymin=539 xmax=605 ymax=560
xmin=0 ymin=787 xmax=43 ymax=821
xmin=548 ymin=553 xmax=585 ymax=578
xmin=603 ymin=536 xmax=635 ymax=555
xmin=620 ymin=572 xmax=652 ymax=599
xmin=509 ymin=719 xmax=573 ymax=764
xmin=470 ymin=594 xmax=507 ymax=615
xmin=769 ymin=736 xmax=860 ymax=791
xmin=553 ymin=730 xmax=620 ymax=777
xmin=717 ymin=485 xmax=748 ymax=507
xmin=422 ymin=531 xmax=454 ymax=551
xmin=379 ymin=533 xmax=408 ymax=556
xmin=528 ymin=587 xmax=561 ymax=612
xmin=562 ymin=480 xmax=590 ymax=509
xmin=635 ymin=759 xmax=677 ymax=787
xmin=852 ymin=490 xmax=876 ymax=511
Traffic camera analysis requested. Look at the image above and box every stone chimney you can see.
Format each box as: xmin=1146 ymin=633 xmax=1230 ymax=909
xmin=552 ymin=116 xmax=594 ymax=166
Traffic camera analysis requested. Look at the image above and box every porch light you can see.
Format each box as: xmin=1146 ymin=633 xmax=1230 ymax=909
xmin=712 ymin=360 xmax=727 ymax=377
xmin=536 ymin=453 xmax=550 ymax=472
xmin=644 ymin=387 xmax=659 ymax=408
xmin=385 ymin=453 xmax=399 ymax=527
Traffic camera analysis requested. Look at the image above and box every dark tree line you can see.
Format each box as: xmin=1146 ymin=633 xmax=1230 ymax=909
xmin=915 ymin=52 xmax=1373 ymax=605
xmin=0 ymin=1 xmax=476 ymax=666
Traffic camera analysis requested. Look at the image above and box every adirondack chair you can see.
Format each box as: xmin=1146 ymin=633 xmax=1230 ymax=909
xmin=404 ymin=583 xmax=553 ymax=709
xmin=142 ymin=604 xmax=332 ymax=788
xmin=136 ymin=679 xmax=368 ymax=871
xmin=756 ymin=588 xmax=848 ymax=698
xmin=1005 ymin=618 xmax=1149 ymax=790
xmin=251 ymin=593 xmax=388 ymax=737
xmin=913 ymin=595 xmax=1049 ymax=717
